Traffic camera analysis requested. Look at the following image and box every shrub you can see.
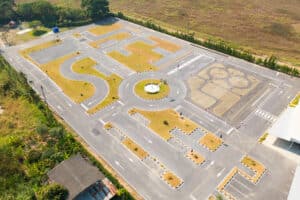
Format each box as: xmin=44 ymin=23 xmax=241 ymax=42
xmin=27 ymin=149 xmax=42 ymax=163
xmin=36 ymin=124 xmax=48 ymax=136
xmin=38 ymin=183 xmax=68 ymax=200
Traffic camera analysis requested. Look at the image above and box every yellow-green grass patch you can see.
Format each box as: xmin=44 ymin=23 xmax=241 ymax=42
xmin=134 ymin=79 xmax=170 ymax=100
xmin=241 ymin=156 xmax=266 ymax=183
xmin=104 ymin=122 xmax=114 ymax=130
xmin=89 ymin=32 xmax=130 ymax=48
xmin=289 ymin=93 xmax=300 ymax=107
xmin=162 ymin=171 xmax=182 ymax=188
xmin=131 ymin=108 xmax=198 ymax=140
xmin=88 ymin=23 xmax=122 ymax=36
xmin=41 ymin=53 xmax=95 ymax=103
xmin=258 ymin=133 xmax=268 ymax=143
xmin=186 ymin=150 xmax=205 ymax=165
xmin=149 ymin=36 xmax=181 ymax=52
xmin=88 ymin=74 xmax=122 ymax=114
xmin=108 ymin=41 xmax=161 ymax=72
xmin=199 ymin=133 xmax=223 ymax=152
xmin=72 ymin=57 xmax=123 ymax=113
xmin=0 ymin=97 xmax=46 ymax=137
xmin=122 ymin=137 xmax=149 ymax=160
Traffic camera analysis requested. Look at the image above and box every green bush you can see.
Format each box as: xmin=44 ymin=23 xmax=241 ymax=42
xmin=27 ymin=149 xmax=42 ymax=163
xmin=38 ymin=183 xmax=68 ymax=200
xmin=36 ymin=124 xmax=48 ymax=136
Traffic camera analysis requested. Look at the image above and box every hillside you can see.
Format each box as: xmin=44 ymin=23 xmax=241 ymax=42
xmin=110 ymin=0 xmax=300 ymax=68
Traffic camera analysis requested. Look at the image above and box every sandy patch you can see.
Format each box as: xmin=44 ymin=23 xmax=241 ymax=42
xmin=213 ymin=92 xmax=240 ymax=116
xmin=202 ymin=82 xmax=228 ymax=99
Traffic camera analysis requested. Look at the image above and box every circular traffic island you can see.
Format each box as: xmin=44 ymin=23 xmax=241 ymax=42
xmin=134 ymin=79 xmax=170 ymax=100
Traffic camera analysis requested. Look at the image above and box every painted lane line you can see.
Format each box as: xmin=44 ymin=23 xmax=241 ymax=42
xmin=118 ymin=100 xmax=125 ymax=106
xmin=98 ymin=119 xmax=105 ymax=125
xmin=167 ymin=55 xmax=203 ymax=75
xmin=114 ymin=161 xmax=124 ymax=169
xmin=80 ymin=103 xmax=88 ymax=111
xmin=226 ymin=127 xmax=234 ymax=135
xmin=217 ymin=168 xmax=226 ymax=177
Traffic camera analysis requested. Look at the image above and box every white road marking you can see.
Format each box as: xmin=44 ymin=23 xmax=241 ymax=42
xmin=233 ymin=178 xmax=252 ymax=191
xmin=98 ymin=119 xmax=105 ymax=124
xmin=190 ymin=195 xmax=197 ymax=200
xmin=217 ymin=168 xmax=226 ymax=177
xmin=112 ymin=112 xmax=117 ymax=117
xmin=80 ymin=103 xmax=88 ymax=111
xmin=167 ymin=55 xmax=203 ymax=75
xmin=226 ymin=127 xmax=234 ymax=135
xmin=57 ymin=105 xmax=62 ymax=111
xmin=115 ymin=161 xmax=124 ymax=169
xmin=87 ymin=98 xmax=98 ymax=106
xmin=128 ymin=158 xmax=134 ymax=162
xmin=175 ymin=105 xmax=182 ymax=111
xmin=118 ymin=100 xmax=125 ymax=106
xmin=125 ymin=83 xmax=130 ymax=88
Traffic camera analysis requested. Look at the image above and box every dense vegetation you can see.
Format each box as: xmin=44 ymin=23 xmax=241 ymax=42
xmin=0 ymin=55 xmax=134 ymax=199
xmin=115 ymin=12 xmax=299 ymax=77
xmin=0 ymin=0 xmax=110 ymax=27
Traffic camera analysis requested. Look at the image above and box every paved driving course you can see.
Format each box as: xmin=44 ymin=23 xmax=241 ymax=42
xmin=2 ymin=17 xmax=300 ymax=200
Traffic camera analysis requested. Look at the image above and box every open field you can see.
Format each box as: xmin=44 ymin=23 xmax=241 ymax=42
xmin=110 ymin=0 xmax=300 ymax=68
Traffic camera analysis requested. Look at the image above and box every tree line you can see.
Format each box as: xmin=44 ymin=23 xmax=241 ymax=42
xmin=115 ymin=12 xmax=299 ymax=77
xmin=0 ymin=0 xmax=109 ymax=27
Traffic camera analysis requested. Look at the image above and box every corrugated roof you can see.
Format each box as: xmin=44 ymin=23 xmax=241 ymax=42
xmin=48 ymin=154 xmax=105 ymax=200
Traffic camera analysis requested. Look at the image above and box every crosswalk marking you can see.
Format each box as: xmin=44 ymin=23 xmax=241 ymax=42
xmin=254 ymin=109 xmax=277 ymax=123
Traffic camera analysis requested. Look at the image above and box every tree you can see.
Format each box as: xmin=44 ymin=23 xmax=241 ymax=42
xmin=0 ymin=0 xmax=16 ymax=24
xmin=38 ymin=183 xmax=68 ymax=200
xmin=81 ymin=0 xmax=109 ymax=19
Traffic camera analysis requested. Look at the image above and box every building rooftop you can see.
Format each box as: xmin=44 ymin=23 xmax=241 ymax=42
xmin=288 ymin=166 xmax=300 ymax=200
xmin=269 ymin=103 xmax=300 ymax=144
xmin=48 ymin=154 xmax=106 ymax=199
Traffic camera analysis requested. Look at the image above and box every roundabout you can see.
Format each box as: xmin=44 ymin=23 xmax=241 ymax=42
xmin=118 ymin=72 xmax=187 ymax=110
xmin=135 ymin=79 xmax=170 ymax=100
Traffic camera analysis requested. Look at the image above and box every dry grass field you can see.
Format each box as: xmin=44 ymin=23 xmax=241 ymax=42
xmin=110 ymin=0 xmax=300 ymax=68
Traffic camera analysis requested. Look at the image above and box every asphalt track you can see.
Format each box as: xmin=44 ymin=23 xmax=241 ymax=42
xmin=2 ymin=17 xmax=300 ymax=200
